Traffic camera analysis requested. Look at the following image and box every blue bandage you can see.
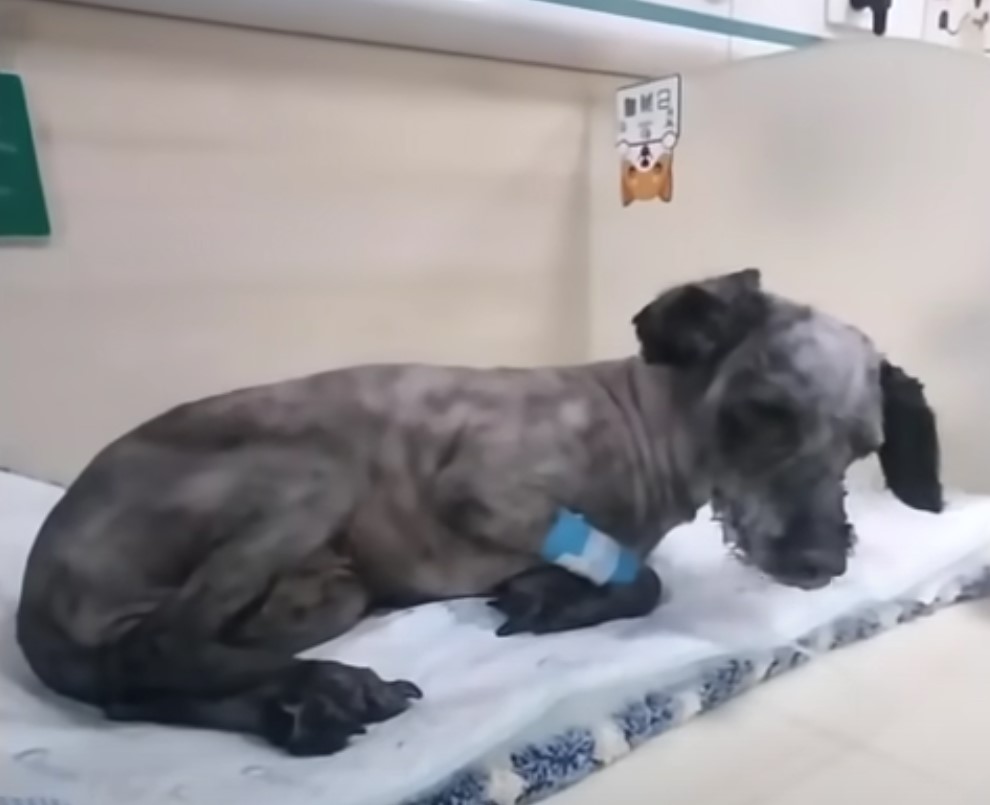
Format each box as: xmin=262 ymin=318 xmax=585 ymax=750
xmin=540 ymin=509 xmax=640 ymax=586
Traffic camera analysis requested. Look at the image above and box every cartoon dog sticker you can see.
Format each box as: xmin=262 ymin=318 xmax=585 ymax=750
xmin=616 ymin=75 xmax=682 ymax=208
xmin=620 ymin=136 xmax=676 ymax=207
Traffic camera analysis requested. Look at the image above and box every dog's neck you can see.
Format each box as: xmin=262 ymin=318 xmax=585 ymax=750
xmin=631 ymin=357 xmax=721 ymax=506
xmin=586 ymin=358 xmax=717 ymax=547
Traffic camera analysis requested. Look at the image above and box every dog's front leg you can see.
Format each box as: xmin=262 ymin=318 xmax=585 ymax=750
xmin=438 ymin=479 xmax=663 ymax=634
xmin=488 ymin=565 xmax=662 ymax=636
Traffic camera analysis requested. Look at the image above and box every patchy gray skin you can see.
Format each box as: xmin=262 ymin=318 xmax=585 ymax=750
xmin=15 ymin=269 xmax=940 ymax=756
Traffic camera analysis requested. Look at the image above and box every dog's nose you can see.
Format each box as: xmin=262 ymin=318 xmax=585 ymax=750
xmin=792 ymin=548 xmax=847 ymax=581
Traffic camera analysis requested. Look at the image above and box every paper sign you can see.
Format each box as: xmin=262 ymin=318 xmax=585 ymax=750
xmin=0 ymin=73 xmax=50 ymax=238
xmin=615 ymin=74 xmax=682 ymax=207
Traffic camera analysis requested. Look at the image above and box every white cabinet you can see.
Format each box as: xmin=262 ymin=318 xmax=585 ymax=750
xmin=52 ymin=0 xmax=733 ymax=76
xmin=563 ymin=0 xmax=734 ymax=74
xmin=596 ymin=23 xmax=730 ymax=75
xmin=823 ymin=0 xmax=926 ymax=38
xmin=729 ymin=38 xmax=792 ymax=59
xmin=731 ymin=0 xmax=927 ymax=41
xmin=732 ymin=0 xmax=830 ymax=37
xmin=727 ymin=1 xmax=824 ymax=61
xmin=638 ymin=0 xmax=731 ymax=15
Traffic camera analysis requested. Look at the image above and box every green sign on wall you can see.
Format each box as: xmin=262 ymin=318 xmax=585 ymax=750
xmin=0 ymin=73 xmax=50 ymax=239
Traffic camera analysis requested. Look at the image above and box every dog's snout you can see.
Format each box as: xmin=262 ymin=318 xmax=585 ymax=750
xmin=763 ymin=541 xmax=847 ymax=590
xmin=791 ymin=547 xmax=847 ymax=581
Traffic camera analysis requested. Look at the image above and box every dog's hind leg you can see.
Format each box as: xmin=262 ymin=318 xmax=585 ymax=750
xmin=99 ymin=583 xmax=421 ymax=755
xmin=222 ymin=544 xmax=372 ymax=654
xmin=103 ymin=637 xmax=421 ymax=756
xmin=93 ymin=500 xmax=420 ymax=755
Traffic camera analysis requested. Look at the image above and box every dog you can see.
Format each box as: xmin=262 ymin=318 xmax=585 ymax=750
xmin=621 ymin=151 xmax=674 ymax=206
xmin=15 ymin=269 xmax=943 ymax=756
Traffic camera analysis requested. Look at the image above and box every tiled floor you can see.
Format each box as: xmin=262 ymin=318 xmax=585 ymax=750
xmin=549 ymin=599 xmax=990 ymax=805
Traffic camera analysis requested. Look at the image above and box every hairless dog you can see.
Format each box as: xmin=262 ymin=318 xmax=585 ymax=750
xmin=16 ymin=269 xmax=942 ymax=755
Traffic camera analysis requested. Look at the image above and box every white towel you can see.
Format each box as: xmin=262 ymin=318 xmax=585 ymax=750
xmin=2 ymin=469 xmax=989 ymax=805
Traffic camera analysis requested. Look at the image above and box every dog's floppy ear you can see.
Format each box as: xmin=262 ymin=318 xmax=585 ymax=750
xmin=632 ymin=268 xmax=767 ymax=368
xmin=877 ymin=360 xmax=944 ymax=513
xmin=621 ymin=163 xmax=635 ymax=207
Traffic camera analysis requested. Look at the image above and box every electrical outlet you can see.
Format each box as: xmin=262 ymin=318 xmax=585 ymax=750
xmin=924 ymin=0 xmax=957 ymax=46
xmin=826 ymin=0 xmax=878 ymax=33
xmin=925 ymin=0 xmax=990 ymax=52
xmin=825 ymin=0 xmax=927 ymax=37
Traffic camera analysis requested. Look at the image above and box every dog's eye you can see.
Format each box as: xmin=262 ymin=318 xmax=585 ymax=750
xmin=718 ymin=397 xmax=800 ymax=456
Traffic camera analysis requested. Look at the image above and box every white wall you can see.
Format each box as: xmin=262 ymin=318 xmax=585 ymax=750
xmin=588 ymin=39 xmax=990 ymax=490
xmin=0 ymin=0 xmax=628 ymax=482
xmin=4 ymin=3 xmax=990 ymax=495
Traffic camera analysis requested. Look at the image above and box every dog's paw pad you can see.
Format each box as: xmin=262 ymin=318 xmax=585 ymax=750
xmin=314 ymin=661 xmax=422 ymax=724
xmin=262 ymin=697 xmax=362 ymax=757
xmin=262 ymin=661 xmax=422 ymax=755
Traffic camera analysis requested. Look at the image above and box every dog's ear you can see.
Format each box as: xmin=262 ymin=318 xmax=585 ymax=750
xmin=633 ymin=268 xmax=767 ymax=368
xmin=657 ymin=156 xmax=673 ymax=203
xmin=621 ymin=163 xmax=634 ymax=207
xmin=877 ymin=360 xmax=944 ymax=513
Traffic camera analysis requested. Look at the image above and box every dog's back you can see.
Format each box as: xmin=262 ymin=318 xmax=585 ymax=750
xmin=16 ymin=360 xmax=629 ymax=706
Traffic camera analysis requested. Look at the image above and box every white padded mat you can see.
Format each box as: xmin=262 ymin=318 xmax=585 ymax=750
xmin=2 ymin=469 xmax=990 ymax=805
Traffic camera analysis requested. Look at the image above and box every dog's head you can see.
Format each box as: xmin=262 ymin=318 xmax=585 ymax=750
xmin=621 ymin=155 xmax=674 ymax=206
xmin=634 ymin=269 xmax=943 ymax=590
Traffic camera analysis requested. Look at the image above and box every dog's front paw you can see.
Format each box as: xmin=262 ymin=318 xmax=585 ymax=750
xmin=489 ymin=567 xmax=597 ymax=636
xmin=262 ymin=660 xmax=422 ymax=756
xmin=489 ymin=566 xmax=662 ymax=637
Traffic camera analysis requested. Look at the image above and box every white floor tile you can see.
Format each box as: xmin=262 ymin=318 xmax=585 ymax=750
xmin=756 ymin=748 xmax=981 ymax=805
xmin=546 ymin=697 xmax=844 ymax=805
xmin=548 ymin=602 xmax=990 ymax=805
xmin=865 ymin=608 xmax=990 ymax=792
xmin=752 ymin=604 xmax=984 ymax=743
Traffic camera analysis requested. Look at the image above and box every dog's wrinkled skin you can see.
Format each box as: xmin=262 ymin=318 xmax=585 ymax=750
xmin=16 ymin=269 xmax=943 ymax=755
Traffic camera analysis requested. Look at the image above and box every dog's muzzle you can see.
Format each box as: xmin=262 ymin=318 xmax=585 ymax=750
xmin=712 ymin=491 xmax=855 ymax=591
